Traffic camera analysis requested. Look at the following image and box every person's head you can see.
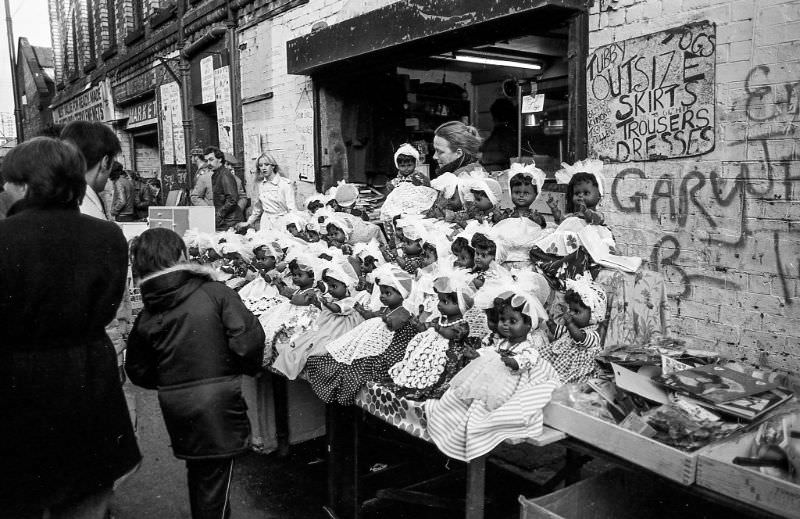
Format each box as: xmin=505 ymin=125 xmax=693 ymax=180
xmin=490 ymin=98 xmax=516 ymax=125
xmin=396 ymin=154 xmax=417 ymax=176
xmin=496 ymin=296 xmax=532 ymax=341
xmin=60 ymin=121 xmax=121 ymax=193
xmin=322 ymin=273 xmax=348 ymax=300
xmin=433 ymin=121 xmax=482 ymax=168
xmin=192 ymin=149 xmax=207 ymax=168
xmin=289 ymin=260 xmax=315 ymax=288
xmin=203 ymin=146 xmax=225 ymax=170
xmin=129 ymin=228 xmax=187 ymax=280
xmin=436 ymin=290 xmax=461 ymax=318
xmin=401 ymin=234 xmax=423 ymax=257
xmin=564 ymin=289 xmax=593 ymax=328
xmin=566 ymin=172 xmax=601 ymax=212
xmin=471 ymin=233 xmax=497 ymax=271
xmin=378 ymin=283 xmax=404 ymax=309
xmin=470 ymin=189 xmax=494 ymax=211
xmin=421 ymin=242 xmax=438 ymax=267
xmin=451 ymin=237 xmax=474 ymax=269
xmin=509 ymin=173 xmax=538 ymax=209
xmin=326 ymin=223 xmax=346 ymax=244
xmin=256 ymin=152 xmax=280 ymax=180
xmin=1 ymin=137 xmax=86 ymax=209
xmin=108 ymin=161 xmax=125 ymax=182
xmin=148 ymin=178 xmax=161 ymax=193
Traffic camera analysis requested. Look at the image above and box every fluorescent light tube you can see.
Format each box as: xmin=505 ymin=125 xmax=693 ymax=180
xmin=451 ymin=54 xmax=541 ymax=70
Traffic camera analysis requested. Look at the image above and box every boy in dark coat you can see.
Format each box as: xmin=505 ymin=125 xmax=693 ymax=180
xmin=126 ymin=228 xmax=265 ymax=519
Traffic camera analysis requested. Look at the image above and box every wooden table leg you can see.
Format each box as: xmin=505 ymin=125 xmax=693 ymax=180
xmin=326 ymin=404 xmax=357 ymax=519
xmin=271 ymin=374 xmax=290 ymax=457
xmin=465 ymin=455 xmax=486 ymax=519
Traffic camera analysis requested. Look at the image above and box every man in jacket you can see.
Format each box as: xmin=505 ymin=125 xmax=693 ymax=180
xmin=110 ymin=162 xmax=136 ymax=222
xmin=0 ymin=137 xmax=141 ymax=517
xmin=190 ymin=148 xmax=214 ymax=206
xmin=204 ymin=146 xmax=243 ymax=230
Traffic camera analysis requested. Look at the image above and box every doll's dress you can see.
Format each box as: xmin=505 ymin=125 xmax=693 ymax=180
xmin=260 ymin=287 xmax=320 ymax=366
xmin=325 ymin=307 xmax=403 ymax=365
xmin=537 ymin=323 xmax=601 ymax=384
xmin=272 ymin=291 xmax=369 ymax=379
xmin=389 ymin=318 xmax=468 ymax=390
xmin=379 ymin=182 xmax=438 ymax=220
xmin=238 ymin=276 xmax=286 ymax=316
xmin=493 ymin=216 xmax=553 ymax=270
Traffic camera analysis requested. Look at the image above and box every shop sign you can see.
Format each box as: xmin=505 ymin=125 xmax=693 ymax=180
xmin=53 ymin=80 xmax=116 ymax=124
xmin=159 ymin=81 xmax=186 ymax=165
xmin=200 ymin=56 xmax=215 ymax=104
xmin=127 ymin=99 xmax=157 ymax=128
xmin=587 ymin=21 xmax=716 ymax=162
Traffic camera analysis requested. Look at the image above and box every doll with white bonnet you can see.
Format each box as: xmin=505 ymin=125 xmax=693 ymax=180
xmin=305 ymin=264 xmax=418 ymax=404
xmin=449 ymin=177 xmax=504 ymax=229
xmin=426 ymin=284 xmax=560 ymax=462
xmin=272 ymin=257 xmax=369 ymax=379
xmin=541 ymin=274 xmax=607 ymax=384
xmin=389 ymin=269 xmax=478 ymax=400
xmin=424 ymin=171 xmax=464 ymax=220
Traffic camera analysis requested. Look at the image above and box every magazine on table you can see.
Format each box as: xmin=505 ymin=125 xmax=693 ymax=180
xmin=652 ymin=364 xmax=781 ymax=404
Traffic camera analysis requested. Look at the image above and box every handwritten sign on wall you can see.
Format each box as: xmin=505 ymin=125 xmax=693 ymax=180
xmin=587 ymin=21 xmax=716 ymax=162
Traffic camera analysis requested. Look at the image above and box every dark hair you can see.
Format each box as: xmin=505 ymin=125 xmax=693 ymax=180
xmin=471 ymin=233 xmax=497 ymax=256
xmin=2 ymin=137 xmax=86 ymax=209
xmin=450 ymin=236 xmax=474 ymax=256
xmin=470 ymin=188 xmax=488 ymax=199
xmin=130 ymin=228 xmax=187 ymax=279
xmin=494 ymin=295 xmax=532 ymax=325
xmin=204 ymin=146 xmax=225 ymax=165
xmin=484 ymin=306 xmax=499 ymax=326
xmin=396 ymin=154 xmax=416 ymax=163
xmin=307 ymin=199 xmax=324 ymax=212
xmin=490 ymin=98 xmax=516 ymax=124
xmin=565 ymin=172 xmax=600 ymax=213
xmin=60 ymin=121 xmax=121 ymax=170
xmin=36 ymin=124 xmax=64 ymax=138
xmin=564 ymin=289 xmax=589 ymax=311
xmin=509 ymin=172 xmax=538 ymax=194
xmin=148 ymin=178 xmax=161 ymax=189
xmin=422 ymin=242 xmax=437 ymax=258
xmin=109 ymin=161 xmax=125 ymax=181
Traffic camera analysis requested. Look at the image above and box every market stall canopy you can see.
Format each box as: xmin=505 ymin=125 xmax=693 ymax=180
xmin=286 ymin=0 xmax=587 ymax=75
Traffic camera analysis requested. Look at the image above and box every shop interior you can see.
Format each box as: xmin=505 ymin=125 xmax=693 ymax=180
xmin=318 ymin=29 xmax=570 ymax=190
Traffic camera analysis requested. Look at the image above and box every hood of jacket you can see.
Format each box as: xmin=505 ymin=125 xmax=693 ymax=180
xmin=139 ymin=263 xmax=224 ymax=313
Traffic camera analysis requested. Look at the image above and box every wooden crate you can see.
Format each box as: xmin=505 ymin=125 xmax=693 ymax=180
xmin=696 ymin=425 xmax=800 ymax=519
xmin=543 ymin=402 xmax=698 ymax=485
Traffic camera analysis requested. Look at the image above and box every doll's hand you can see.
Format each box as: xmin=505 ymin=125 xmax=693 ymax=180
xmin=530 ymin=210 xmax=546 ymax=227
xmin=462 ymin=346 xmax=480 ymax=360
xmin=546 ymin=197 xmax=562 ymax=222
xmin=341 ymin=244 xmax=354 ymax=256
xmin=562 ymin=311 xmax=574 ymax=325
xmin=502 ymin=356 xmax=520 ymax=370
xmin=472 ymin=276 xmax=485 ymax=290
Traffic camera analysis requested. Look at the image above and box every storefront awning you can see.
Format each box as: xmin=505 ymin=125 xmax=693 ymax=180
xmin=287 ymin=0 xmax=587 ymax=75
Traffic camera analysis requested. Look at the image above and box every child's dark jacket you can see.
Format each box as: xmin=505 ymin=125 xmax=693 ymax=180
xmin=126 ymin=264 xmax=265 ymax=459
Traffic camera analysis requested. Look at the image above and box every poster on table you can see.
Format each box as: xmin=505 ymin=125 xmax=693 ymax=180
xmin=159 ymin=82 xmax=186 ymax=165
xmin=587 ymin=21 xmax=716 ymax=162
xmin=200 ymin=56 xmax=215 ymax=104
xmin=214 ymin=66 xmax=234 ymax=155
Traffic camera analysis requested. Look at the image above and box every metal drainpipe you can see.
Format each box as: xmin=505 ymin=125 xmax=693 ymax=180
xmin=225 ymin=0 xmax=242 ymax=169
xmin=177 ymin=0 xmax=193 ymax=190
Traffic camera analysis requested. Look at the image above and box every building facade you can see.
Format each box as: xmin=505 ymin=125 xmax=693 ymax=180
xmin=15 ymin=38 xmax=56 ymax=139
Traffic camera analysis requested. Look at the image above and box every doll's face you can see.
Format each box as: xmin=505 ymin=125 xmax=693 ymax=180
xmin=379 ymin=284 xmax=404 ymax=309
xmin=258 ymin=256 xmax=277 ymax=271
xmin=402 ymin=236 xmax=423 ymax=256
xmin=292 ymin=268 xmax=314 ymax=289
xmin=445 ymin=190 xmax=463 ymax=211
xmin=422 ymin=246 xmax=438 ymax=267
xmin=511 ymin=183 xmax=537 ymax=209
xmin=453 ymin=248 xmax=474 ymax=269
xmin=485 ymin=308 xmax=499 ymax=333
xmin=305 ymin=230 xmax=320 ymax=242
xmin=473 ymin=246 xmax=495 ymax=271
xmin=472 ymin=189 xmax=493 ymax=211
xmin=396 ymin=155 xmax=416 ymax=175
xmin=361 ymin=256 xmax=377 ymax=274
xmin=323 ymin=275 xmax=348 ymax=300
xmin=307 ymin=200 xmax=324 ymax=213
xmin=327 ymin=225 xmax=346 ymax=244
xmin=286 ymin=223 xmax=302 ymax=237
xmin=498 ymin=305 xmax=531 ymax=341
xmin=567 ymin=299 xmax=592 ymax=328
xmin=437 ymin=291 xmax=461 ymax=318
xmin=571 ymin=180 xmax=601 ymax=210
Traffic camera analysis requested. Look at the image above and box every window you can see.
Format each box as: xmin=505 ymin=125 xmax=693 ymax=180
xmin=133 ymin=0 xmax=144 ymax=29
xmin=107 ymin=0 xmax=117 ymax=48
xmin=71 ymin=17 xmax=79 ymax=76
xmin=87 ymin=0 xmax=96 ymax=61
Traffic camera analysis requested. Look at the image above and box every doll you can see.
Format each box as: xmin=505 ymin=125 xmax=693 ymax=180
xmin=380 ymin=144 xmax=437 ymax=227
xmin=469 ymin=232 xmax=509 ymax=291
xmin=259 ymin=254 xmax=321 ymax=366
xmin=389 ymin=270 xmax=477 ymax=400
xmin=426 ymin=287 xmax=559 ymax=462
xmin=424 ymin=172 xmax=464 ymax=220
xmin=304 ymin=265 xmax=418 ymax=405
xmin=448 ymin=178 xmax=504 ymax=229
xmin=450 ymin=237 xmax=475 ymax=270
xmin=540 ymin=275 xmax=606 ymax=384
xmin=272 ymin=258 xmax=369 ymax=379
xmin=388 ymin=144 xmax=430 ymax=190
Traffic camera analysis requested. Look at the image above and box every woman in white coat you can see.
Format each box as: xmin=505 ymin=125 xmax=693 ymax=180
xmin=238 ymin=153 xmax=296 ymax=231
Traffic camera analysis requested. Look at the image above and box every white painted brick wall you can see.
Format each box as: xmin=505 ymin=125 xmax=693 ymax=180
xmin=592 ymin=0 xmax=800 ymax=372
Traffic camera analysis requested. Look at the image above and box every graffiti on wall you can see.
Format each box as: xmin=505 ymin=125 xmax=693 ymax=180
xmin=588 ymin=21 xmax=716 ymax=162
xmin=608 ymin=64 xmax=800 ymax=303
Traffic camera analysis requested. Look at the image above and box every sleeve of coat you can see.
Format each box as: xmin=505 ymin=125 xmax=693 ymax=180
xmin=125 ymin=315 xmax=159 ymax=389
xmin=219 ymin=173 xmax=239 ymax=218
xmin=215 ymin=283 xmax=266 ymax=374
xmin=190 ymin=174 xmax=209 ymax=206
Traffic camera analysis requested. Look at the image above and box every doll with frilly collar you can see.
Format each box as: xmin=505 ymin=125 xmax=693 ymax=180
xmin=541 ymin=274 xmax=607 ymax=384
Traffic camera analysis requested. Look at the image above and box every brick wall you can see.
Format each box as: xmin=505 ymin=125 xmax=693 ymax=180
xmin=591 ymin=0 xmax=800 ymax=372
xmin=237 ymin=0 xmax=393 ymax=202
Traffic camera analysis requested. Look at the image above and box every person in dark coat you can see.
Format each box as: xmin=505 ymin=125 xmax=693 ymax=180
xmin=0 ymin=137 xmax=141 ymax=517
xmin=204 ymin=146 xmax=243 ymax=230
xmin=125 ymin=228 xmax=265 ymax=519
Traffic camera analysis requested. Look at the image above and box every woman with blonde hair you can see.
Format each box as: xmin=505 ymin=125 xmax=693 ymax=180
xmin=238 ymin=152 xmax=297 ymax=230
xmin=432 ymin=120 xmax=485 ymax=178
